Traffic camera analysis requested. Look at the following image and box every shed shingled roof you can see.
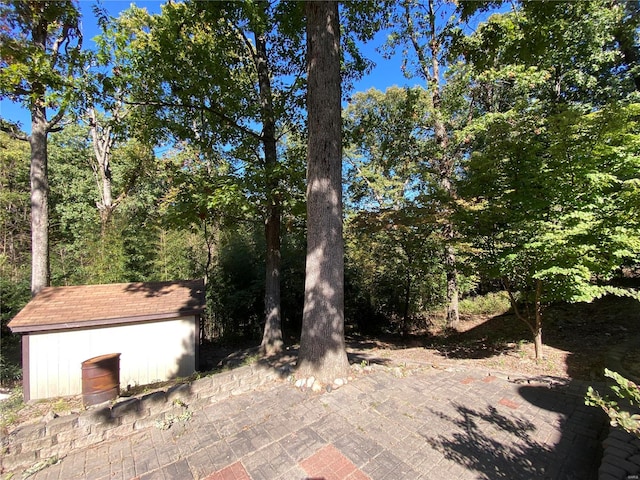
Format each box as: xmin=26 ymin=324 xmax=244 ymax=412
xmin=8 ymin=279 xmax=205 ymax=333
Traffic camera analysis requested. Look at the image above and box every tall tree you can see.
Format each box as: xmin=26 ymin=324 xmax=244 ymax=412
xmin=87 ymin=106 xmax=118 ymax=235
xmin=385 ymin=0 xmax=473 ymax=328
xmin=344 ymin=86 xmax=444 ymax=332
xmin=100 ymin=1 xmax=306 ymax=354
xmin=253 ymin=1 xmax=285 ymax=355
xmin=0 ymin=0 xmax=84 ymax=294
xmin=457 ymin=0 xmax=640 ymax=360
xmin=297 ymin=1 xmax=350 ymax=383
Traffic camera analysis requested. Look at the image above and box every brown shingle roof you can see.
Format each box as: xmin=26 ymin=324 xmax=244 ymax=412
xmin=8 ymin=279 xmax=206 ymax=333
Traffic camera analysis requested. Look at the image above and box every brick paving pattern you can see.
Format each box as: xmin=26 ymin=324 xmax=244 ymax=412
xmin=204 ymin=461 xmax=251 ymax=480
xmin=15 ymin=366 xmax=608 ymax=479
xmin=300 ymin=444 xmax=370 ymax=480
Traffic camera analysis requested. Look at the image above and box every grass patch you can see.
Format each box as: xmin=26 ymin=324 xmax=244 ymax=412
xmin=242 ymin=353 xmax=261 ymax=366
xmin=0 ymin=386 xmax=24 ymax=432
xmin=459 ymin=291 xmax=511 ymax=316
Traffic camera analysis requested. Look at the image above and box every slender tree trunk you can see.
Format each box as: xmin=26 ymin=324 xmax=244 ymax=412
xmin=404 ymin=0 xmax=459 ymax=327
xmin=444 ymin=241 xmax=459 ymax=328
xmin=503 ymin=277 xmax=544 ymax=361
xmin=533 ymin=279 xmax=544 ymax=360
xmin=30 ymin=99 xmax=50 ymax=295
xmin=262 ymin=204 xmax=282 ymax=355
xmin=254 ymin=20 xmax=284 ymax=356
xmin=402 ymin=267 xmax=412 ymax=335
xmin=297 ymin=0 xmax=350 ymax=383
xmin=427 ymin=0 xmax=459 ymax=329
xmin=89 ymin=107 xmax=116 ymax=236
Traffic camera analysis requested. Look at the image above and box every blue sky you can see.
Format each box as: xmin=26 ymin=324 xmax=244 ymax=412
xmin=0 ymin=1 xmax=418 ymax=134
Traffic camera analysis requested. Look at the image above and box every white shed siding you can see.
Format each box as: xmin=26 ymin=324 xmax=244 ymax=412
xmin=27 ymin=316 xmax=197 ymax=400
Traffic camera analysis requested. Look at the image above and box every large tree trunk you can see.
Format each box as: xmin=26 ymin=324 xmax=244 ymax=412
xmin=253 ymin=12 xmax=284 ymax=356
xmin=297 ymin=0 xmax=350 ymax=383
xmin=30 ymin=98 xmax=50 ymax=296
xmin=28 ymin=17 xmax=51 ymax=296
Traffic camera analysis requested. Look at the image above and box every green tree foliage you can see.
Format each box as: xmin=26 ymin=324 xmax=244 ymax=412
xmin=48 ymin=123 xmax=98 ymax=283
xmin=0 ymin=130 xmax=30 ymax=339
xmin=0 ymin=0 xmax=86 ymax=294
xmin=587 ymin=369 xmax=640 ymax=437
xmin=98 ymin=0 xmax=309 ymax=354
xmin=346 ymin=210 xmax=445 ymax=334
xmin=344 ymin=86 xmax=447 ymax=333
xmin=457 ymin=1 xmax=640 ymax=359
xmin=0 ymin=131 xmax=30 ymax=386
xmin=207 ymin=227 xmax=264 ymax=341
xmin=0 ymin=131 xmax=30 ymax=281
xmin=0 ymin=1 xmax=85 ymax=114
xmin=45 ymin=123 xmax=164 ymax=285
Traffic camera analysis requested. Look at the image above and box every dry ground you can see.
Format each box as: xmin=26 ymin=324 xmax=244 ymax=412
xmin=346 ymin=295 xmax=640 ymax=382
xmin=199 ymin=294 xmax=640 ymax=383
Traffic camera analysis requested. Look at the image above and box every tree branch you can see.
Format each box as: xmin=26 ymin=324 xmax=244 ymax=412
xmin=47 ymin=107 xmax=66 ymax=132
xmin=0 ymin=122 xmax=29 ymax=141
xmin=344 ymin=152 xmax=386 ymax=209
xmin=501 ymin=276 xmax=535 ymax=334
xmin=125 ymin=99 xmax=262 ymax=141
xmin=403 ymin=0 xmax=433 ymax=84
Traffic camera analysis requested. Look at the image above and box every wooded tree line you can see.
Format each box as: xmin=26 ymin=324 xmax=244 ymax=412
xmin=1 ymin=0 xmax=638 ymax=382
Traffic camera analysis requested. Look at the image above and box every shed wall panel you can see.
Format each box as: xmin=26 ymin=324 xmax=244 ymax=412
xmin=27 ymin=316 xmax=197 ymax=399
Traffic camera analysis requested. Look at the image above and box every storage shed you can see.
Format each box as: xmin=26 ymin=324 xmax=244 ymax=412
xmin=8 ymin=279 xmax=205 ymax=401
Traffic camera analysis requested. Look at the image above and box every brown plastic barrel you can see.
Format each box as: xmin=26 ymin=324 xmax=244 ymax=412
xmin=81 ymin=353 xmax=121 ymax=406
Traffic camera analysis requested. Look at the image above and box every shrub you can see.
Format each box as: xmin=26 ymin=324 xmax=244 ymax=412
xmin=586 ymin=369 xmax=640 ymax=437
xmin=459 ymin=291 xmax=511 ymax=316
xmin=0 ymin=355 xmax=22 ymax=387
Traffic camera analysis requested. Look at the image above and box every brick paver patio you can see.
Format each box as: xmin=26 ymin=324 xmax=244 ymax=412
xmin=16 ymin=365 xmax=608 ymax=479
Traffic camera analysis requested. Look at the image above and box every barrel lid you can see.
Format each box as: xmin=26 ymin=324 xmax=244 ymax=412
xmin=82 ymin=353 xmax=121 ymax=365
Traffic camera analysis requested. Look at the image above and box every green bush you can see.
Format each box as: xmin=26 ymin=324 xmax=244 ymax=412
xmin=0 ymin=355 xmax=22 ymax=387
xmin=1 ymin=276 xmax=27 ymax=387
xmin=586 ymin=369 xmax=640 ymax=437
xmin=0 ymin=385 xmax=24 ymax=429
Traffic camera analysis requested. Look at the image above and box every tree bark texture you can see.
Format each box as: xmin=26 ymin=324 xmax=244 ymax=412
xmin=30 ymin=100 xmax=50 ymax=295
xmin=255 ymin=23 xmax=284 ymax=356
xmin=28 ymin=11 xmax=50 ymax=296
xmin=89 ymin=107 xmax=116 ymax=236
xmin=297 ymin=1 xmax=350 ymax=383
xmin=533 ymin=279 xmax=544 ymax=360
xmin=444 ymin=240 xmax=460 ymax=328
